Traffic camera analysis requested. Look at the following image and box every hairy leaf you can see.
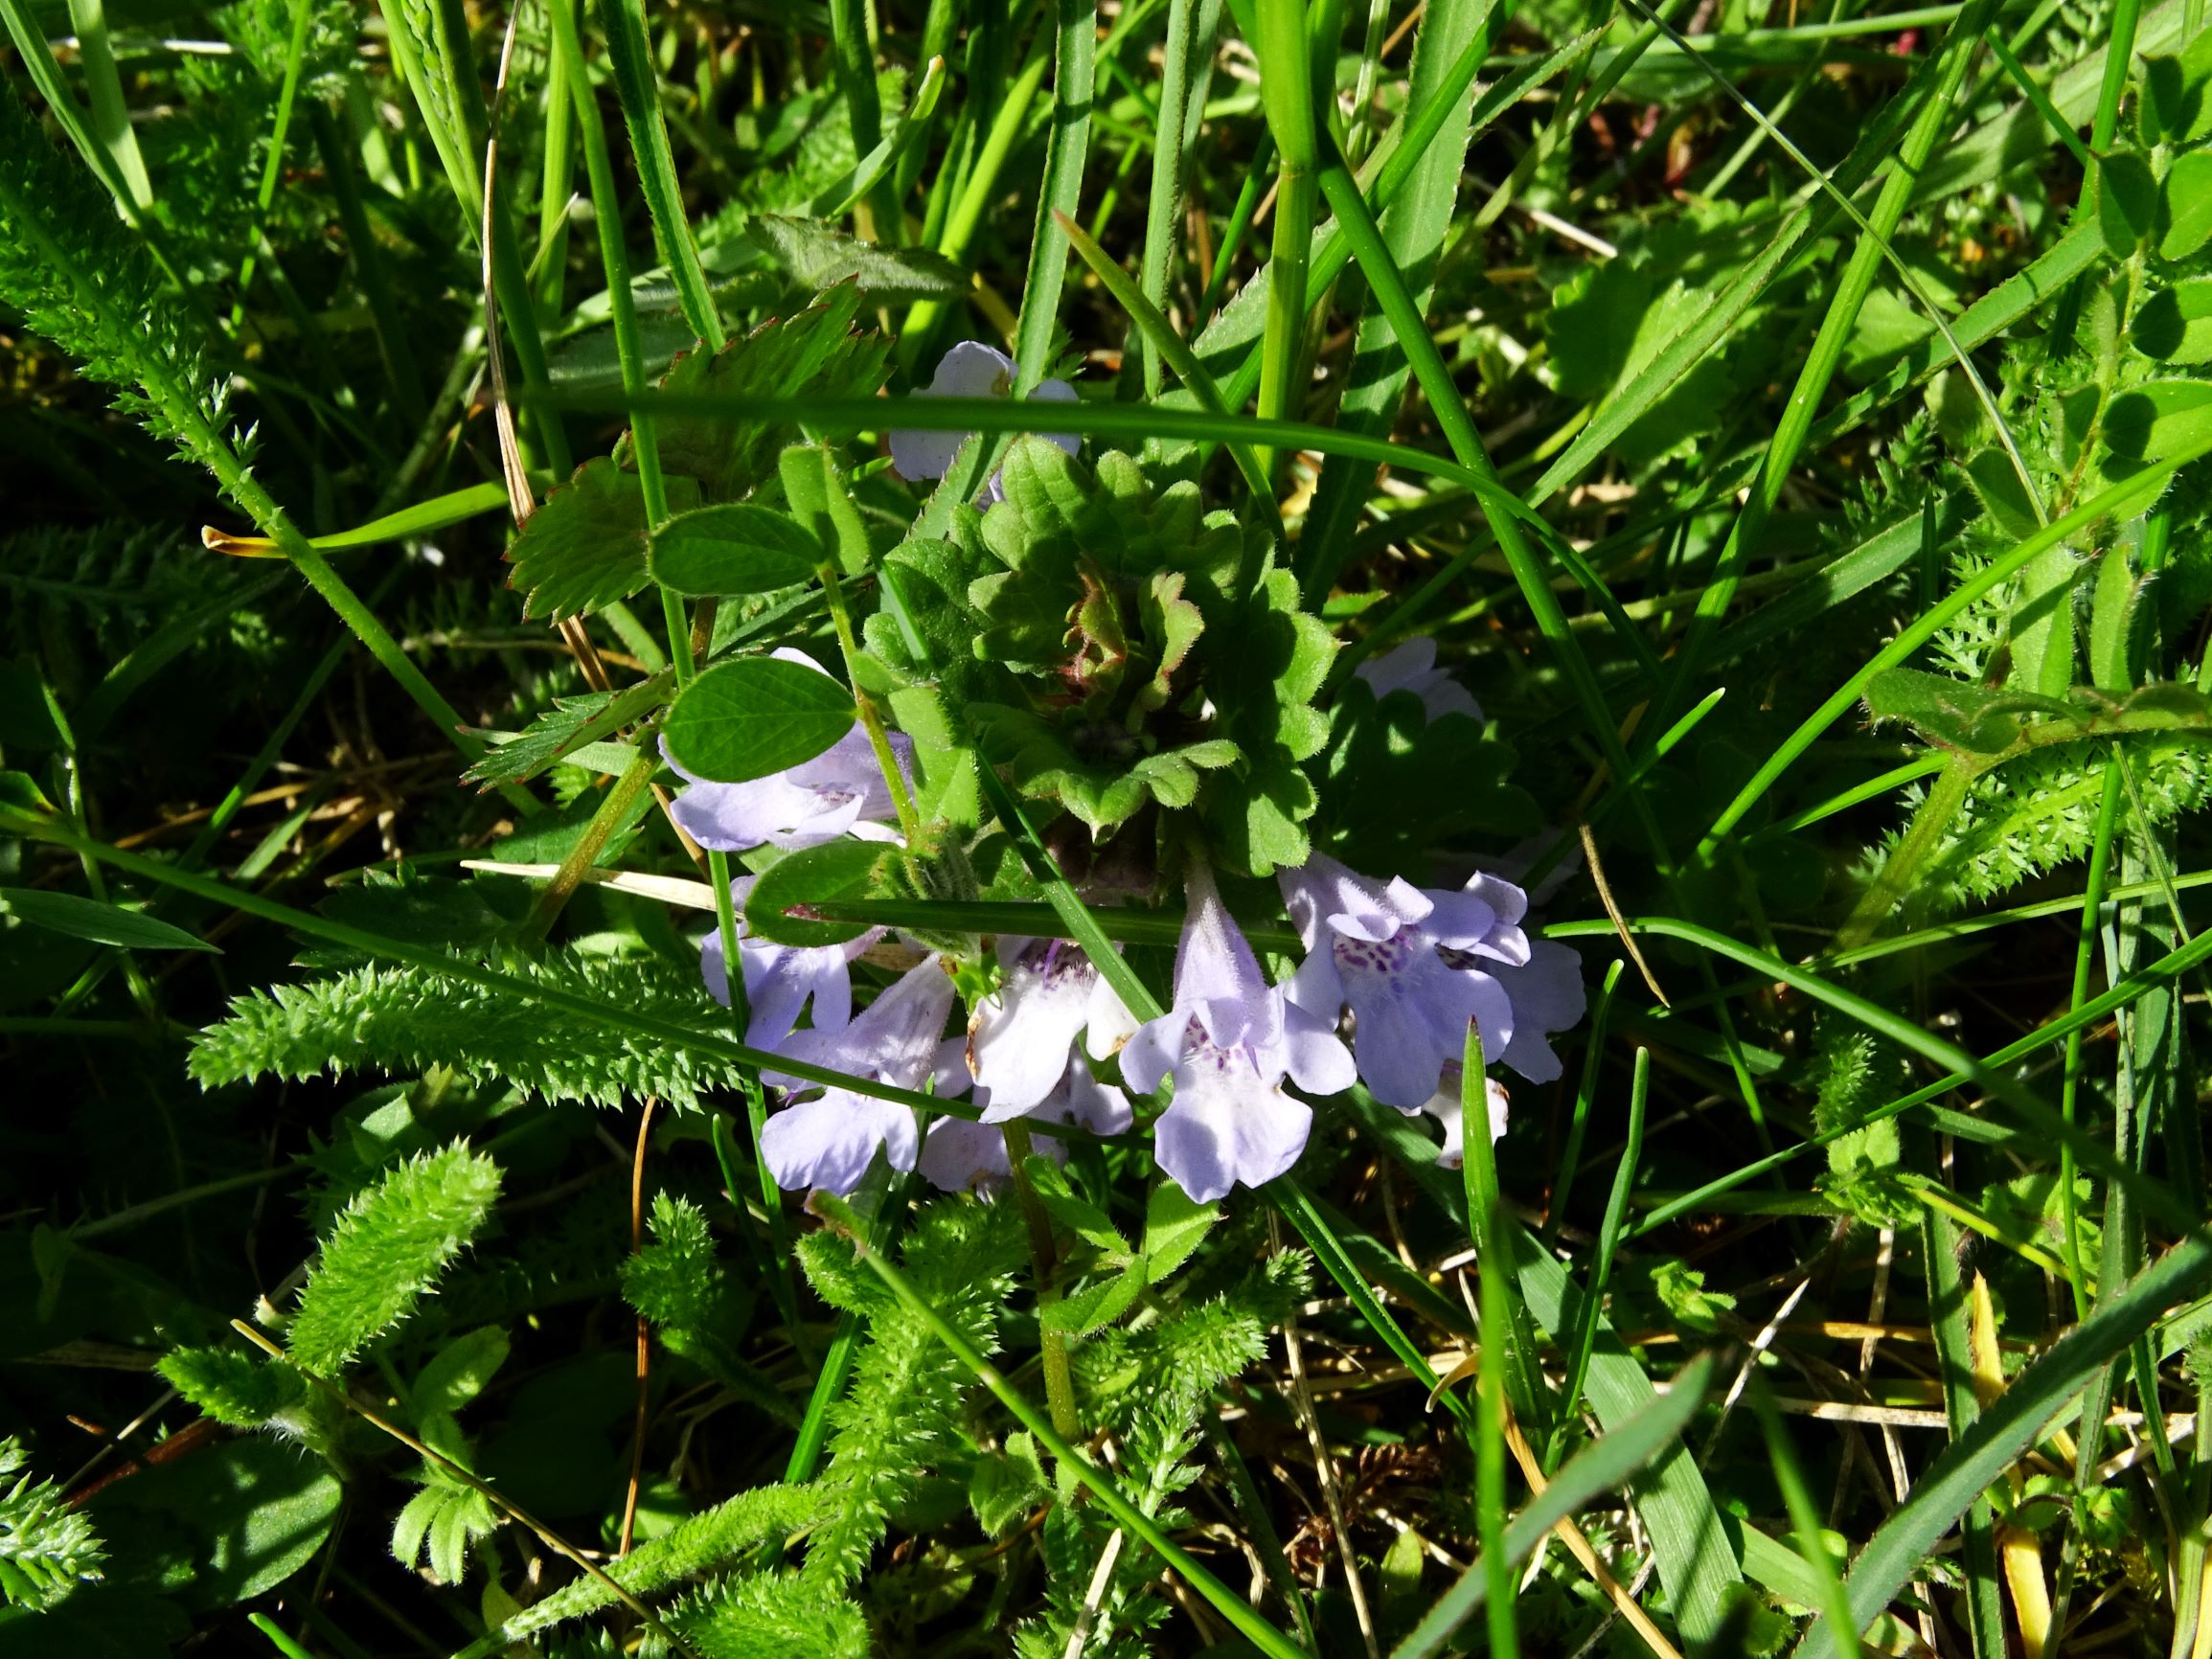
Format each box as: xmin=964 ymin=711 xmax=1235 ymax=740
xmin=284 ymin=1143 xmax=501 ymax=1375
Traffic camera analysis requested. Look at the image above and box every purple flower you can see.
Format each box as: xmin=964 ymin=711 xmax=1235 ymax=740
xmin=1120 ymin=866 xmax=1354 ymax=1203
xmin=1279 ymin=853 xmax=1524 ymax=1111
xmin=699 ymin=875 xmax=884 ymax=1049
xmin=967 ymin=937 xmax=1137 ymax=1123
xmin=888 ymin=342 xmax=1079 ymax=501
xmin=1418 ymin=1067 xmax=1512 ymax=1169
xmin=918 ymin=1061 xmax=1130 ymax=1195
xmin=758 ymin=957 xmax=962 ymax=1194
xmin=1355 ymin=636 xmax=1482 ymax=724
xmin=1480 ymin=937 xmax=1587 ymax=1085
xmin=663 ymin=648 xmax=913 ymax=853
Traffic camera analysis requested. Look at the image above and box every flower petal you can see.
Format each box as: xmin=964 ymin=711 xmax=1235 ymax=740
xmin=1355 ymin=636 xmax=1482 ymax=723
xmin=1491 ymin=940 xmax=1586 ymax=1084
xmin=917 ymin=1116 xmax=1020 ymax=1193
xmin=1029 ymin=377 xmax=1083 ymax=457
xmin=970 ymin=940 xmax=1100 ymax=1120
xmin=1173 ymin=863 xmax=1269 ymax=1016
xmin=774 ymin=957 xmax=956 ymax=1092
xmin=1117 ymin=1011 xmax=1182 ymax=1097
xmin=1420 ymin=1071 xmax=1510 ymax=1169
xmin=1153 ymin=1045 xmax=1311 ymax=1202
xmin=761 ymin=1090 xmax=918 ymax=1193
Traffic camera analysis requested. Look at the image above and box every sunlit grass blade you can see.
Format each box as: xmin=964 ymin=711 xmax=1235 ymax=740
xmin=1055 ymin=210 xmax=1273 ymax=504
xmin=1701 ymin=436 xmax=2212 ymax=851
xmin=1011 ymin=0 xmax=1098 ymax=393
xmin=1811 ymin=1231 xmax=2212 ymax=1648
xmin=814 ymin=57 xmax=949 ymax=220
xmin=1554 ymin=1047 xmax=1648 ymax=1454
xmin=1549 ymin=913 xmax=2199 ymax=1236
xmin=812 ymin=1190 xmax=1317 ymax=1659
xmin=1295 ymin=0 xmax=1504 ymax=594
xmin=599 ymin=0 xmax=726 ymax=349
xmin=1752 ymin=1383 xmax=1862 ymax=1659
xmin=1644 ymin=0 xmax=2010 ymax=733
xmin=1335 ymin=1089 xmax=1748 ymax=1640
xmin=1392 ymin=1352 xmax=1717 ymax=1659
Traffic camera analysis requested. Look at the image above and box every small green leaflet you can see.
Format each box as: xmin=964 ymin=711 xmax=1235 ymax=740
xmin=463 ymin=673 xmax=671 ymax=788
xmin=505 ymin=458 xmax=701 ymax=622
xmin=1 ymin=888 xmax=217 ymax=951
xmin=661 ymin=655 xmax=855 ymax=784
xmin=743 ymin=840 xmax=884 ymax=946
xmin=648 ymin=503 xmax=822 ymax=596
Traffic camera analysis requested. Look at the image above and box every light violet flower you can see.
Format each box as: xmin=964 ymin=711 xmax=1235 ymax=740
xmin=1472 ymin=830 xmax=1582 ymax=909
xmin=1354 ymin=636 xmax=1482 ymax=724
xmin=888 ymin=342 xmax=1080 ymax=500
xmin=967 ymin=937 xmax=1137 ymax=1122
xmin=1479 ymin=939 xmax=1587 ymax=1085
xmin=758 ymin=957 xmax=961 ymax=1194
xmin=1279 ymin=853 xmax=1526 ymax=1112
xmin=663 ymin=648 xmax=913 ymax=854
xmin=1418 ymin=1068 xmax=1512 ymax=1170
xmin=918 ymin=1061 xmax=1131 ymax=1195
xmin=1438 ymin=872 xmax=1585 ymax=1084
xmin=1120 ymin=866 xmax=1354 ymax=1204
xmin=699 ymin=875 xmax=883 ymax=1049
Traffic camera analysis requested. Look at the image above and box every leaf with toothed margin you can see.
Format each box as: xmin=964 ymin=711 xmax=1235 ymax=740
xmin=505 ymin=458 xmax=701 ymax=622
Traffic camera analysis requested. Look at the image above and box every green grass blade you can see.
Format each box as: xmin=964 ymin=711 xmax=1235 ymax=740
xmin=1551 ymin=914 xmax=2199 ymax=1237
xmin=1056 ymin=210 xmax=1273 ymax=503
xmin=1922 ymin=1207 xmax=2008 ymax=1659
xmin=1296 ymin=0 xmax=1504 ymax=600
xmin=1270 ymin=1177 xmax=1474 ymax=1432
xmin=61 ymin=0 xmax=151 ymax=212
xmin=1311 ymin=131 xmax=1664 ymax=856
xmin=1391 ymin=1352 xmax=1717 ymax=1659
xmin=1701 ymin=434 xmax=2212 ymax=851
xmin=1753 ymin=1385 xmax=1862 ymax=1659
xmin=1335 ymin=1088 xmax=1747 ymax=1641
xmin=1012 ymin=0 xmax=1099 ymax=393
xmin=1649 ymin=0 xmax=2005 ymax=732
xmin=1136 ymin=0 xmax=1202 ymax=398
xmin=1555 ymin=1047 xmax=1648 ymax=1449
xmin=1811 ymin=1230 xmax=2212 ymax=1648
xmin=599 ymin=0 xmax=727 ymax=350
xmin=813 ymin=1191 xmax=1317 ymax=1659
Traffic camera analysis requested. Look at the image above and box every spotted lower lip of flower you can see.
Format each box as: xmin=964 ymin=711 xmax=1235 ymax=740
xmin=918 ymin=1058 xmax=1130 ymax=1195
xmin=1119 ymin=865 xmax=1353 ymax=1203
xmin=698 ymin=876 xmax=884 ymax=1050
xmin=755 ymin=957 xmax=961 ymax=1194
xmin=662 ymin=648 xmax=913 ymax=854
xmin=1279 ymin=852 xmax=1518 ymax=1112
xmin=887 ymin=341 xmax=1080 ymax=499
xmin=967 ymin=936 xmax=1137 ymax=1123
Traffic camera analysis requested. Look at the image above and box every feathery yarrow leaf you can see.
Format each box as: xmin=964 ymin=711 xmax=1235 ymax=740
xmin=0 ymin=78 xmax=241 ymax=489
xmin=188 ymin=949 xmax=753 ymax=1111
xmin=0 ymin=1437 xmax=105 ymax=1611
xmin=285 ymin=1143 xmax=502 ymax=1375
